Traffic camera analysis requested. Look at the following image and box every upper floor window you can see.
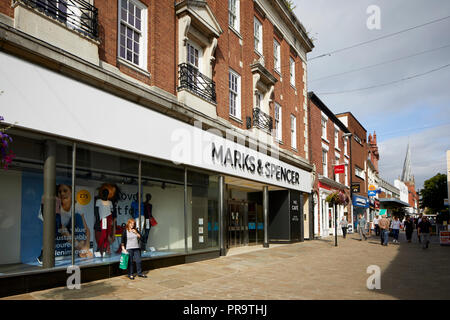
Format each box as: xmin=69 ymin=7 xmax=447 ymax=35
xmin=334 ymin=129 xmax=339 ymax=148
xmin=254 ymin=17 xmax=263 ymax=54
xmin=229 ymin=0 xmax=240 ymax=32
xmin=274 ymin=39 xmax=281 ymax=73
xmin=187 ymin=42 xmax=201 ymax=69
xmin=118 ymin=0 xmax=147 ymax=69
xmin=322 ymin=150 xmax=328 ymax=178
xmin=291 ymin=115 xmax=297 ymax=149
xmin=255 ymin=90 xmax=263 ymax=109
xmin=321 ymin=117 xmax=327 ymax=140
xmin=289 ymin=57 xmax=295 ymax=87
xmin=344 ymin=139 xmax=348 ymax=155
xmin=275 ymin=103 xmax=282 ymax=141
xmin=229 ymin=69 xmax=241 ymax=119
xmin=354 ymin=134 xmax=362 ymax=144
xmin=355 ymin=166 xmax=365 ymax=180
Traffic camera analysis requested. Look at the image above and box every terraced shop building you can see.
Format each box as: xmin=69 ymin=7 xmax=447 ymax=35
xmin=0 ymin=0 xmax=314 ymax=296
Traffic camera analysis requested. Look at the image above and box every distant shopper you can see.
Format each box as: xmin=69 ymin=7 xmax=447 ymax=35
xmin=403 ymin=216 xmax=414 ymax=243
xmin=378 ymin=215 xmax=390 ymax=246
xmin=357 ymin=214 xmax=367 ymax=241
xmin=417 ymin=216 xmax=432 ymax=249
xmin=417 ymin=214 xmax=423 ymax=243
xmin=373 ymin=215 xmax=380 ymax=236
xmin=121 ymin=218 xmax=147 ymax=280
xmin=340 ymin=216 xmax=348 ymax=239
xmin=391 ymin=216 xmax=401 ymax=243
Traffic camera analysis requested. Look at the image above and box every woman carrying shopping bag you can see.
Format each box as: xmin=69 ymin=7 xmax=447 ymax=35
xmin=121 ymin=218 xmax=147 ymax=280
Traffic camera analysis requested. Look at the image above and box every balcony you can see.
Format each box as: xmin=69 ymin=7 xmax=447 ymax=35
xmin=247 ymin=108 xmax=273 ymax=133
xmin=14 ymin=0 xmax=98 ymax=40
xmin=178 ymin=63 xmax=216 ymax=104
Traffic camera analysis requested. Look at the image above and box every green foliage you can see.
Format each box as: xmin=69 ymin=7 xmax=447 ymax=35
xmin=420 ymin=173 xmax=448 ymax=214
xmin=283 ymin=0 xmax=296 ymax=12
xmin=325 ymin=191 xmax=349 ymax=206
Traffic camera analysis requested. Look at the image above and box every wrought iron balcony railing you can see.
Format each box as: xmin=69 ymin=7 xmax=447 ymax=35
xmin=178 ymin=63 xmax=216 ymax=104
xmin=16 ymin=0 xmax=99 ymax=40
xmin=250 ymin=108 xmax=273 ymax=133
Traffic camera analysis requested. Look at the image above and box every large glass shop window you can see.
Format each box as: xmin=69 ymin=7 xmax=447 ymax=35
xmin=74 ymin=144 xmax=139 ymax=264
xmin=0 ymin=131 xmax=75 ymax=274
xmin=140 ymin=158 xmax=186 ymax=255
xmin=187 ymin=169 xmax=219 ymax=252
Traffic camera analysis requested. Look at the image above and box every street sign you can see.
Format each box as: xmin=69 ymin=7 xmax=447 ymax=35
xmin=368 ymin=190 xmax=377 ymax=197
xmin=351 ymin=184 xmax=360 ymax=193
xmin=334 ymin=164 xmax=345 ymax=174
xmin=369 ymin=185 xmax=376 ymax=191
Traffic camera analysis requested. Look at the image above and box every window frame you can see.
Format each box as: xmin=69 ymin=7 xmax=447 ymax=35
xmin=322 ymin=149 xmax=328 ymax=178
xmin=228 ymin=0 xmax=240 ymax=33
xmin=274 ymin=103 xmax=282 ymax=141
xmin=254 ymin=17 xmax=263 ymax=55
xmin=289 ymin=57 xmax=295 ymax=87
xmin=273 ymin=39 xmax=281 ymax=73
xmin=117 ymin=0 xmax=148 ymax=71
xmin=229 ymin=69 xmax=241 ymax=119
xmin=321 ymin=117 xmax=327 ymax=140
xmin=290 ymin=114 xmax=296 ymax=149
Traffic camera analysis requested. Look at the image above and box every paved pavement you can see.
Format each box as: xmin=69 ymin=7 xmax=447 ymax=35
xmin=3 ymin=231 xmax=450 ymax=300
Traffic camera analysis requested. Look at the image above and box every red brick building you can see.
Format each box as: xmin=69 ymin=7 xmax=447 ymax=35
xmin=336 ymin=112 xmax=369 ymax=227
xmin=0 ymin=0 xmax=316 ymax=294
xmin=308 ymin=93 xmax=351 ymax=238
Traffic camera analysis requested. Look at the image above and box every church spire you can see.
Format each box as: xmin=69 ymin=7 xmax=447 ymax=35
xmin=400 ymin=142 xmax=413 ymax=182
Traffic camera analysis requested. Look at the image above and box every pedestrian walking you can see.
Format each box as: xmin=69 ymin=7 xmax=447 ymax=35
xmin=340 ymin=216 xmax=348 ymax=239
xmin=403 ymin=216 xmax=414 ymax=243
xmin=121 ymin=218 xmax=147 ymax=280
xmin=373 ymin=215 xmax=380 ymax=236
xmin=391 ymin=216 xmax=401 ymax=243
xmin=417 ymin=216 xmax=432 ymax=249
xmin=417 ymin=214 xmax=423 ymax=243
xmin=378 ymin=215 xmax=390 ymax=246
xmin=357 ymin=214 xmax=367 ymax=241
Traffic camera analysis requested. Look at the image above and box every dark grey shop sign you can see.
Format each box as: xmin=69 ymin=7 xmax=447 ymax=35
xmin=211 ymin=142 xmax=300 ymax=186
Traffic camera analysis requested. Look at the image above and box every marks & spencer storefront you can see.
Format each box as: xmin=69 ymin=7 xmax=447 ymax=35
xmin=0 ymin=51 xmax=312 ymax=296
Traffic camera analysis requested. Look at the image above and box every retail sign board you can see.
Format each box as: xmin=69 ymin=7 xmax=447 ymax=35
xmin=0 ymin=52 xmax=312 ymax=193
xmin=368 ymin=185 xmax=376 ymax=191
xmin=334 ymin=165 xmax=345 ymax=174
xmin=440 ymin=231 xmax=450 ymax=245
xmin=351 ymin=184 xmax=360 ymax=193
xmin=368 ymin=190 xmax=377 ymax=197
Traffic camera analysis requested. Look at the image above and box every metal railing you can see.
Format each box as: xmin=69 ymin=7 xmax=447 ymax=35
xmin=252 ymin=108 xmax=273 ymax=132
xmin=16 ymin=0 xmax=98 ymax=39
xmin=178 ymin=63 xmax=216 ymax=104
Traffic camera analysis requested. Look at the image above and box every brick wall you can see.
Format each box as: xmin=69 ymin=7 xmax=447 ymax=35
xmin=0 ymin=0 xmax=14 ymax=18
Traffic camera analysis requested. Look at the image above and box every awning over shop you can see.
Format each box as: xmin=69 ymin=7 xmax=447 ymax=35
xmin=379 ymin=198 xmax=410 ymax=208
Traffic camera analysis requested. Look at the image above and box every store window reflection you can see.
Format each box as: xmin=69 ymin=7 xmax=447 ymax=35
xmin=74 ymin=144 xmax=139 ymax=265
xmin=141 ymin=159 xmax=186 ymax=255
xmin=187 ymin=170 xmax=219 ymax=252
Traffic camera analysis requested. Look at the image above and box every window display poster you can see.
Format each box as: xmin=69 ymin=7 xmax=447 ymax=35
xmin=19 ymin=171 xmax=140 ymax=264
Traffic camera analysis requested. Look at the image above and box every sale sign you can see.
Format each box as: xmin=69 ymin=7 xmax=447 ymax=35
xmin=334 ymin=164 xmax=345 ymax=174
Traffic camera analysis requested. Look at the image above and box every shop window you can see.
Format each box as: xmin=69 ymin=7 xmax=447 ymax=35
xmin=187 ymin=170 xmax=219 ymax=252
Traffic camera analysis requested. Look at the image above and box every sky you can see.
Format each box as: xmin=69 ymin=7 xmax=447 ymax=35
xmin=293 ymin=0 xmax=450 ymax=189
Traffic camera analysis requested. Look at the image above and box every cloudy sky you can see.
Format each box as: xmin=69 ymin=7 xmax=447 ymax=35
xmin=294 ymin=0 xmax=450 ymax=189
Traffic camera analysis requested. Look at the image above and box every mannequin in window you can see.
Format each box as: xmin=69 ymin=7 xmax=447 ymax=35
xmin=141 ymin=193 xmax=153 ymax=252
xmin=94 ymin=189 xmax=113 ymax=257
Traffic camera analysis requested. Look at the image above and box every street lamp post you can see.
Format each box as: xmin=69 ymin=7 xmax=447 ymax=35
xmin=343 ymin=132 xmax=353 ymax=231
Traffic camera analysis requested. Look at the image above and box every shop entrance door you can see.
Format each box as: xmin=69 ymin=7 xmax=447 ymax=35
xmin=227 ymin=201 xmax=249 ymax=248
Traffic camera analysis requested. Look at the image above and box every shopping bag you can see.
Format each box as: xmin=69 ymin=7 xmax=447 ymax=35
xmin=150 ymin=217 xmax=158 ymax=227
xmin=119 ymin=252 xmax=129 ymax=270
